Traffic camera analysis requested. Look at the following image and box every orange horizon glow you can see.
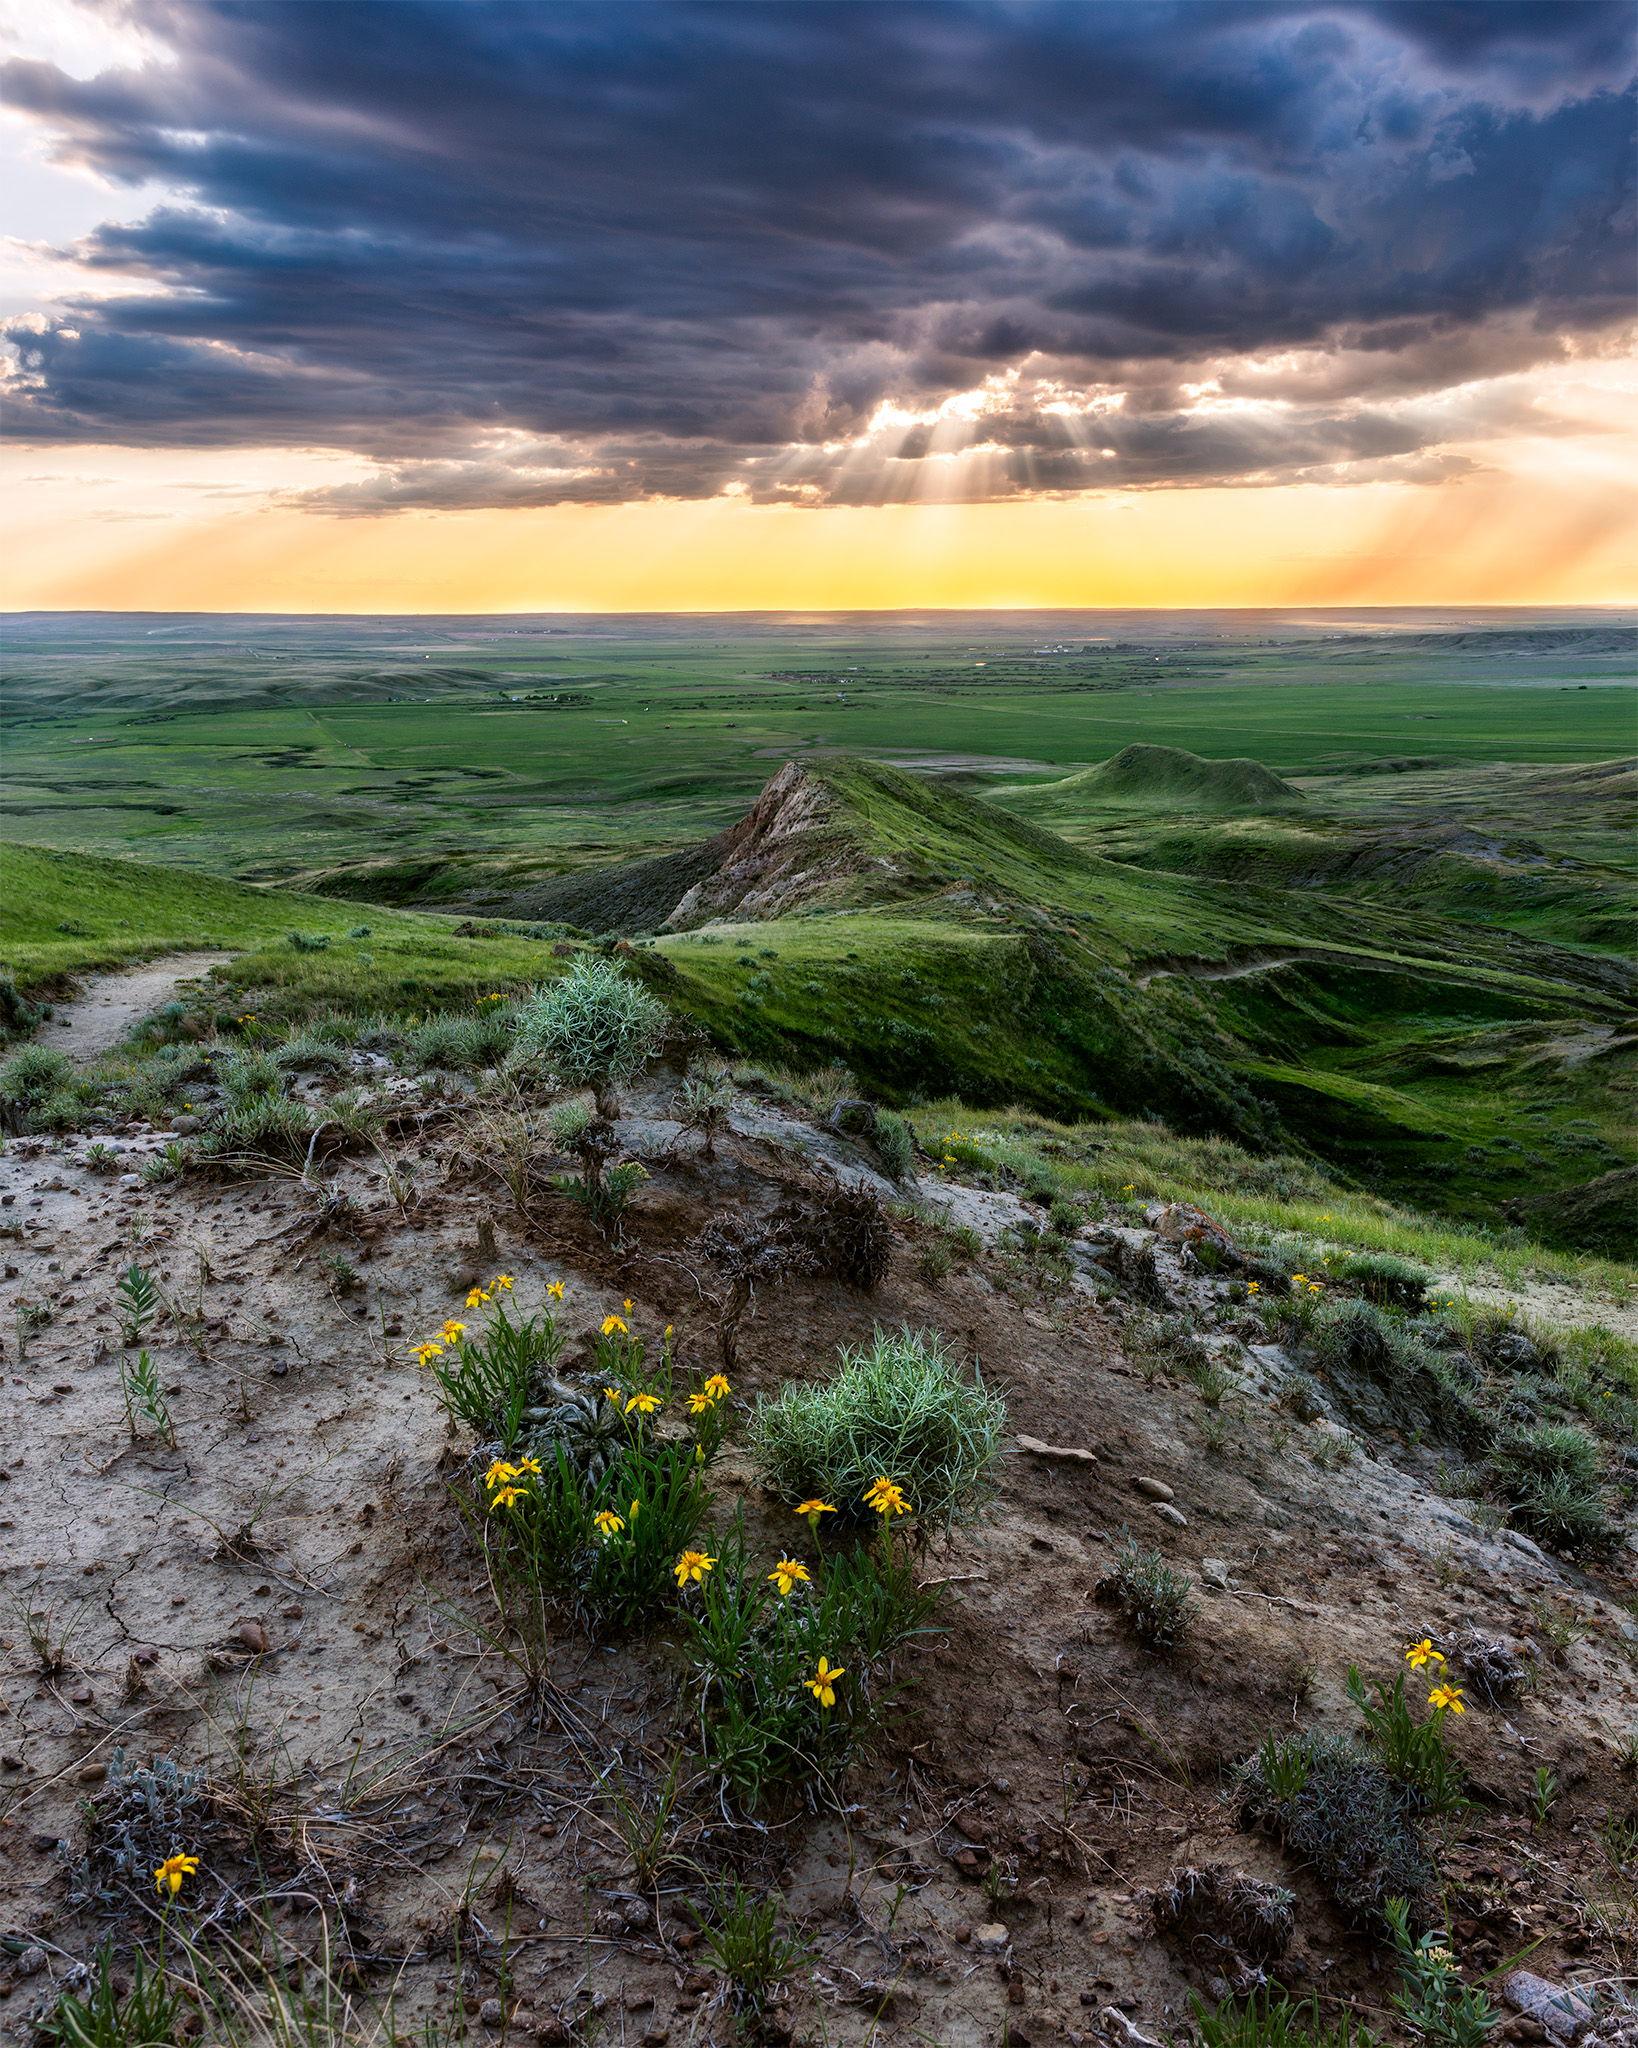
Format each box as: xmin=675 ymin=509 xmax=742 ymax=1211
xmin=4 ymin=426 xmax=1635 ymax=615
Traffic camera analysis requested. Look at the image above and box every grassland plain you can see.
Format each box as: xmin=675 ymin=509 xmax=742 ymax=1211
xmin=2 ymin=609 xmax=1632 ymax=890
xmin=2 ymin=610 xmax=1632 ymax=1250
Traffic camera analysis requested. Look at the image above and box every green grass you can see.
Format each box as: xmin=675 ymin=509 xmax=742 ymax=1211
xmin=5 ymin=613 xmax=1631 ymax=884
xmin=0 ymin=841 xmax=568 ymax=1022
xmin=905 ymin=1097 xmax=1637 ymax=1301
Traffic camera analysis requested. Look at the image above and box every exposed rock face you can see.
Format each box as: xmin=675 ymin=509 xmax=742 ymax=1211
xmin=663 ymin=760 xmax=852 ymax=928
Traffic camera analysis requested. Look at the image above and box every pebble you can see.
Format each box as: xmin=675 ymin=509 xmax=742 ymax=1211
xmin=18 ymin=1947 xmax=46 ymax=1978
xmin=1133 ymin=1476 xmax=1173 ymax=1501
xmin=1017 ymin=1434 xmax=1097 ymax=1466
xmin=1154 ymin=1504 xmax=1187 ymax=1527
xmin=973 ymin=1924 xmax=1010 ymax=1953
xmin=478 ymin=1999 xmax=504 ymax=2027
xmin=1200 ymin=1558 xmax=1231 ymax=1590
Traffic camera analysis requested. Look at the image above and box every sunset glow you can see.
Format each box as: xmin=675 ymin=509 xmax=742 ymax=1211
xmin=2 ymin=1 xmax=1634 ymax=611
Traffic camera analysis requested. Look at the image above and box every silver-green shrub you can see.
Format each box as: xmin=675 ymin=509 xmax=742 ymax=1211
xmin=747 ymin=1325 xmax=1005 ymax=1531
xmin=510 ymin=958 xmax=668 ymax=1114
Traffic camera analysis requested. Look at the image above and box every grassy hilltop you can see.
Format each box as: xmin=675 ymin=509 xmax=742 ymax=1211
xmin=8 ymin=751 xmax=1631 ymax=1246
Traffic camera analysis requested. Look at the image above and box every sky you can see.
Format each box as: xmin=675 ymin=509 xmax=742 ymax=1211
xmin=2 ymin=0 xmax=1634 ymax=613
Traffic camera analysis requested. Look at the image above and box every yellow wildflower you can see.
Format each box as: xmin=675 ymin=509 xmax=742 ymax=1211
xmin=484 ymin=1458 xmax=519 ymax=1488
xmin=466 ymin=1289 xmax=488 ymax=1309
xmin=494 ymin=1274 xmax=514 ymax=1290
xmin=603 ymin=1385 xmax=623 ymax=1405
xmin=623 ymin=1298 xmax=633 ymax=1312
xmin=1246 ymin=1282 xmax=1260 ymax=1295
xmin=863 ymin=1475 xmax=911 ymax=1519
xmin=805 ymin=1657 xmax=845 ymax=1708
xmin=1428 ymin=1684 xmax=1465 ymax=1715
xmin=768 ymin=1558 xmax=810 ymax=1597
xmin=489 ymin=1485 xmax=526 ymax=1512
xmin=673 ymin=1549 xmax=716 ymax=1587
xmin=547 ymin=1280 xmax=565 ymax=1300
xmin=703 ymin=1373 xmax=731 ymax=1402
xmin=795 ymin=1498 xmax=837 ymax=1530
xmin=602 ymin=1313 xmax=629 ymax=1337
xmin=625 ymin=1391 xmax=660 ymax=1417
xmin=155 ymin=1852 xmax=199 ymax=1898
xmin=593 ymin=1510 xmax=626 ymax=1538
xmin=1404 ymin=1639 xmax=1445 ymax=1671
xmin=687 ymin=1389 xmax=714 ymax=1415
xmin=513 ymin=1455 xmax=542 ymax=1476
xmin=440 ymin=1319 xmax=467 ymax=1342
xmin=414 ymin=1342 xmax=444 ymax=1365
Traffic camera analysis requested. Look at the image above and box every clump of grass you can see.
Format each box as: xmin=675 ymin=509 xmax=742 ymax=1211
xmin=1336 ymin=1251 xmax=1433 ymax=1311
xmin=699 ymin=1876 xmax=814 ymax=2020
xmin=0 ymin=1043 xmax=74 ymax=1132
xmin=1100 ymin=1532 xmax=1198 ymax=1652
xmin=273 ymin=1025 xmax=348 ymax=1075
xmin=1192 ymin=1991 xmax=1383 ymax=2048
xmin=675 ymin=1066 xmax=734 ymax=1155
xmin=918 ymin=1237 xmax=954 ymax=1283
xmin=747 ymin=1325 xmax=1005 ymax=1532
xmin=1489 ymin=1422 xmax=1612 ymax=1552
xmin=39 ymin=1941 xmax=190 ymax=2048
xmin=1238 ymin=1729 xmax=1436 ymax=1921
xmin=195 ymin=1092 xmax=315 ymax=1166
xmin=873 ymin=1109 xmax=915 ymax=1182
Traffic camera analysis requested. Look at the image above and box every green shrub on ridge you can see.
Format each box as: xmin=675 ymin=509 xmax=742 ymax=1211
xmin=747 ymin=1325 xmax=1005 ymax=1532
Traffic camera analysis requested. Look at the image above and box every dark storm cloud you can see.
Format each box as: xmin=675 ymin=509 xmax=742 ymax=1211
xmin=3 ymin=0 xmax=1632 ymax=506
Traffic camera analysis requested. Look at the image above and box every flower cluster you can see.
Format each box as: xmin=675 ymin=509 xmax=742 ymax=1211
xmin=412 ymin=1275 xmax=525 ymax=1364
xmin=485 ymin=1453 xmax=543 ymax=1512
xmin=864 ymin=1474 xmax=911 ymax=1519
xmin=1405 ymin=1638 xmax=1465 ymax=1714
xmin=1291 ymin=1271 xmax=1325 ymax=1296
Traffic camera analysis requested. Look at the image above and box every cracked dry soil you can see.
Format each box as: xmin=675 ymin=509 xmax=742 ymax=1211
xmin=1 ymin=1069 xmax=1635 ymax=2048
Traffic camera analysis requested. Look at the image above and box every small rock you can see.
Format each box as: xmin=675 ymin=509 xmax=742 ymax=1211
xmin=1017 ymin=1434 xmax=1097 ymax=1466
xmin=236 ymin=1620 xmax=269 ymax=1654
xmin=1133 ymin=1476 xmax=1173 ymax=1501
xmin=618 ymin=1897 xmax=653 ymax=1930
xmin=955 ymin=1812 xmax=991 ymax=1844
xmin=478 ymin=2001 xmax=504 ymax=2028
xmin=973 ymin=1924 xmax=1010 ymax=1954
xmin=1504 ymin=1973 xmax=1594 ymax=2044
xmin=1154 ymin=1504 xmax=1188 ymax=1527
xmin=954 ymin=1924 xmax=973 ymax=1943
xmin=533 ymin=2023 xmax=570 ymax=2045
xmin=18 ymin=1947 xmax=47 ymax=1978
xmin=1200 ymin=1559 xmax=1231 ymax=1591
xmin=170 ymin=1117 xmax=203 ymax=1137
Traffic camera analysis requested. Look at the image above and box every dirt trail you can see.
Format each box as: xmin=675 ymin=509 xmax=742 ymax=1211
xmin=36 ymin=951 xmax=224 ymax=1059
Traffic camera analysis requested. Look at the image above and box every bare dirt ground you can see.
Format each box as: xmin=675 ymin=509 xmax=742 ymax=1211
xmin=34 ymin=956 xmax=225 ymax=1062
xmin=1 ymin=1071 xmax=1634 ymax=2047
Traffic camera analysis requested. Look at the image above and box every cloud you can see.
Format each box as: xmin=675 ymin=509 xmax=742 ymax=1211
xmin=1 ymin=0 xmax=1631 ymax=508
